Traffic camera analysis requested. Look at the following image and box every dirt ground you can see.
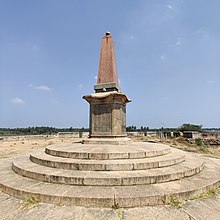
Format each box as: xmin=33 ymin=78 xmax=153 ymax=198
xmin=0 ymin=135 xmax=220 ymax=159
xmin=130 ymin=135 xmax=220 ymax=159
xmin=0 ymin=137 xmax=81 ymax=159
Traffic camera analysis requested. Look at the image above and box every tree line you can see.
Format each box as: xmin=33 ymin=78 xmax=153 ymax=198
xmin=0 ymin=124 xmax=218 ymax=136
xmin=126 ymin=124 xmax=204 ymax=132
xmin=0 ymin=126 xmax=89 ymax=136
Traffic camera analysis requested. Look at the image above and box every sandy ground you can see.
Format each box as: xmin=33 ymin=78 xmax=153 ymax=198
xmin=131 ymin=136 xmax=220 ymax=159
xmin=0 ymin=137 xmax=81 ymax=159
xmin=1 ymin=135 xmax=219 ymax=159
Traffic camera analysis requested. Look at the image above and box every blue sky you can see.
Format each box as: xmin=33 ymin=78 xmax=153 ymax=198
xmin=0 ymin=0 xmax=219 ymax=128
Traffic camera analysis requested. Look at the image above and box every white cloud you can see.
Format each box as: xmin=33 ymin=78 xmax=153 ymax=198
xmin=163 ymin=96 xmax=170 ymax=101
xmin=160 ymin=55 xmax=166 ymax=61
xmin=206 ymin=79 xmax=215 ymax=84
xmin=29 ymin=83 xmax=52 ymax=91
xmin=34 ymin=85 xmax=51 ymax=91
xmin=120 ymin=33 xmax=135 ymax=46
xmin=128 ymin=34 xmax=134 ymax=41
xmin=167 ymin=5 xmax=174 ymax=10
xmin=50 ymin=98 xmax=59 ymax=104
xmin=94 ymin=76 xmax=97 ymax=80
xmin=78 ymin=84 xmax=83 ymax=89
xmin=194 ymin=27 xmax=206 ymax=35
xmin=32 ymin=45 xmax=39 ymax=52
xmin=11 ymin=97 xmax=25 ymax=104
xmin=176 ymin=41 xmax=181 ymax=45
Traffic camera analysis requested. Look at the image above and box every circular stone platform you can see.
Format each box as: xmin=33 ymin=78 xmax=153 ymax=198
xmin=45 ymin=141 xmax=171 ymax=160
xmin=0 ymin=141 xmax=220 ymax=208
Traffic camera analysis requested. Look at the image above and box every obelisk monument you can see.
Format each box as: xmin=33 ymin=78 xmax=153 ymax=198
xmin=83 ymin=32 xmax=130 ymax=140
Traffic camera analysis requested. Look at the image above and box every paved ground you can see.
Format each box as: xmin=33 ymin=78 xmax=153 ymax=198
xmin=1 ymin=138 xmax=220 ymax=219
xmin=0 ymin=190 xmax=220 ymax=220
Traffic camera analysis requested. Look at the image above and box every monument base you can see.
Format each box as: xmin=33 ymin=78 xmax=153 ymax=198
xmin=82 ymin=137 xmax=132 ymax=145
xmin=83 ymin=91 xmax=131 ymax=138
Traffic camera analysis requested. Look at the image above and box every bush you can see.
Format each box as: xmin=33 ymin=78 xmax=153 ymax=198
xmin=179 ymin=123 xmax=202 ymax=132
xmin=195 ymin=138 xmax=203 ymax=146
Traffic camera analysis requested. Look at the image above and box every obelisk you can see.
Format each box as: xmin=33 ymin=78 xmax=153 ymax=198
xmin=94 ymin=31 xmax=120 ymax=93
xmin=83 ymin=32 xmax=131 ymax=140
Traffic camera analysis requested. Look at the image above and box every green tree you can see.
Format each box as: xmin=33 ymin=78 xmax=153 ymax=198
xmin=179 ymin=124 xmax=202 ymax=132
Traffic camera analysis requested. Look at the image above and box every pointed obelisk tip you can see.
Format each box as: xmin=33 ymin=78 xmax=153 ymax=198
xmin=94 ymin=32 xmax=120 ymax=93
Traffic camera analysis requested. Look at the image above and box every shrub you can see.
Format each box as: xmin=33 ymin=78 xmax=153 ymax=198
xmin=195 ymin=138 xmax=203 ymax=146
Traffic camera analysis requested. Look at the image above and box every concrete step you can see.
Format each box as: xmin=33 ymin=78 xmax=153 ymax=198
xmin=81 ymin=137 xmax=133 ymax=145
xmin=30 ymin=148 xmax=185 ymax=171
xmin=45 ymin=142 xmax=171 ymax=160
xmin=12 ymin=154 xmax=204 ymax=186
xmin=0 ymin=155 xmax=220 ymax=208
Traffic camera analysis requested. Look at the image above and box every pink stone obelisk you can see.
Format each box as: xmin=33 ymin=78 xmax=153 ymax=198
xmin=94 ymin=32 xmax=120 ymax=93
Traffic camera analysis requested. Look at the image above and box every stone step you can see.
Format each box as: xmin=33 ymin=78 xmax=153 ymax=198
xmin=45 ymin=142 xmax=171 ymax=160
xmin=0 ymin=156 xmax=220 ymax=208
xmin=12 ymin=154 xmax=204 ymax=186
xmin=30 ymin=148 xmax=185 ymax=171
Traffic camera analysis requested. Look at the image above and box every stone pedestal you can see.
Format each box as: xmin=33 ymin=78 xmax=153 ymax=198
xmin=83 ymin=91 xmax=130 ymax=138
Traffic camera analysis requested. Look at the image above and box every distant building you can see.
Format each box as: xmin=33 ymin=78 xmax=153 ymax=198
xmin=183 ymin=131 xmax=201 ymax=139
xmin=173 ymin=131 xmax=183 ymax=137
xmin=57 ymin=132 xmax=79 ymax=138
xmin=146 ymin=132 xmax=158 ymax=137
xmin=127 ymin=132 xmax=144 ymax=137
xmin=81 ymin=132 xmax=90 ymax=138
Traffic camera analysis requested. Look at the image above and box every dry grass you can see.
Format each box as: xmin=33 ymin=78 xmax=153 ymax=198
xmin=129 ymin=136 xmax=220 ymax=159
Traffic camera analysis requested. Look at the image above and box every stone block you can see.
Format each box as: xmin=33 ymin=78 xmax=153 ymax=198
xmin=105 ymin=162 xmax=133 ymax=171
